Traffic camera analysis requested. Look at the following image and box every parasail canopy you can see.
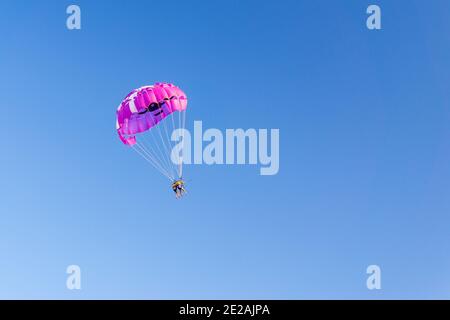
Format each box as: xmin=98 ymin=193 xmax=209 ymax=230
xmin=116 ymin=82 xmax=188 ymax=181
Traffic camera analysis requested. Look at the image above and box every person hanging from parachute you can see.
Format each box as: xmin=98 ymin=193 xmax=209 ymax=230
xmin=172 ymin=179 xmax=186 ymax=198
xmin=115 ymin=82 xmax=188 ymax=198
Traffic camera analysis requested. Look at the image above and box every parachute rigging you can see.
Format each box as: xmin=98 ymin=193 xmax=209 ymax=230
xmin=116 ymin=83 xmax=188 ymax=192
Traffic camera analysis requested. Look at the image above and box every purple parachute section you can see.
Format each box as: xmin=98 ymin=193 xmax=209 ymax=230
xmin=116 ymin=83 xmax=188 ymax=145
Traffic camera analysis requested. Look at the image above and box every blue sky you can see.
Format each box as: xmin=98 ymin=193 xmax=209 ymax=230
xmin=0 ymin=0 xmax=449 ymax=299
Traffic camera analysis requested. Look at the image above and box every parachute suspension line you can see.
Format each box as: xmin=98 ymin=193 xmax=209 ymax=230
xmin=169 ymin=104 xmax=177 ymax=142
xmin=131 ymin=143 xmax=173 ymax=180
xmin=179 ymin=105 xmax=187 ymax=178
xmin=176 ymin=105 xmax=182 ymax=178
xmin=139 ymin=133 xmax=166 ymax=172
xmin=137 ymin=141 xmax=174 ymax=180
xmin=159 ymin=104 xmax=178 ymax=178
xmin=133 ymin=116 xmax=173 ymax=179
xmin=134 ymin=141 xmax=174 ymax=180
xmin=150 ymin=114 xmax=177 ymax=179
xmin=139 ymin=133 xmax=174 ymax=180
xmin=141 ymin=125 xmax=176 ymax=179
xmin=154 ymin=114 xmax=175 ymax=176
xmin=169 ymin=106 xmax=180 ymax=177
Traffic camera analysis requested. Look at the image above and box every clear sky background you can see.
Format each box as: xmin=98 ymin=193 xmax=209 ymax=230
xmin=0 ymin=0 xmax=449 ymax=299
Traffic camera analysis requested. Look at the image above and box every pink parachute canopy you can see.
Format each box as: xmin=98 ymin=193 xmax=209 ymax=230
xmin=116 ymin=83 xmax=187 ymax=145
